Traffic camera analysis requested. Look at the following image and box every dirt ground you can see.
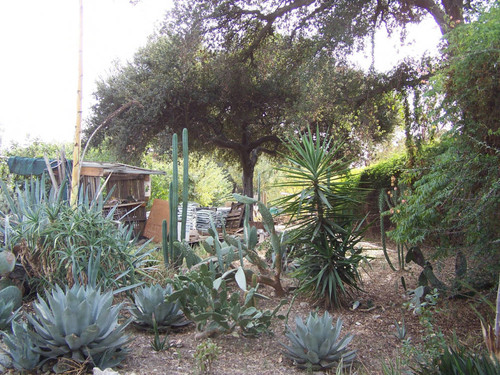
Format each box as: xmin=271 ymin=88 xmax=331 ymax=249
xmin=113 ymin=241 xmax=487 ymax=375
xmin=4 ymin=241 xmax=488 ymax=375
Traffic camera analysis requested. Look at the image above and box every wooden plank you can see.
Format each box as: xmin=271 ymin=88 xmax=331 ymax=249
xmin=80 ymin=166 xmax=104 ymax=177
xmin=143 ymin=199 xmax=170 ymax=243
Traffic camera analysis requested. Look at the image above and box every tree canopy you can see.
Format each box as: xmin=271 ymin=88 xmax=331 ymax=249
xmin=86 ymin=26 xmax=401 ymax=196
xmin=171 ymin=0 xmax=488 ymax=57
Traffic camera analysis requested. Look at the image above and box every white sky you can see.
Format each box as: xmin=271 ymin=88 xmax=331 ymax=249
xmin=0 ymin=0 xmax=442 ymax=149
xmin=0 ymin=0 xmax=173 ymax=149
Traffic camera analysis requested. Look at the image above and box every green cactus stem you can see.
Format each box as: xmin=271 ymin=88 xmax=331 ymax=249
xmin=162 ymin=219 xmax=169 ymax=267
xmin=181 ymin=128 xmax=189 ymax=241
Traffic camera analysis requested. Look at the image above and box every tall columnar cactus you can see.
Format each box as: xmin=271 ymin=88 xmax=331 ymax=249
xmin=181 ymin=128 xmax=189 ymax=241
xmin=162 ymin=219 xmax=168 ymax=267
xmin=170 ymin=133 xmax=179 ymax=246
xmin=162 ymin=129 xmax=190 ymax=269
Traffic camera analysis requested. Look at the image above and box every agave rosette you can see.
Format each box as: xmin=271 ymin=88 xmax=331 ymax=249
xmin=282 ymin=311 xmax=356 ymax=370
xmin=130 ymin=284 xmax=187 ymax=331
xmin=27 ymin=283 xmax=131 ymax=369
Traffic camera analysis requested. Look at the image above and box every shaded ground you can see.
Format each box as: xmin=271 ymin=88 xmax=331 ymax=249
xmin=115 ymin=242 xmax=485 ymax=375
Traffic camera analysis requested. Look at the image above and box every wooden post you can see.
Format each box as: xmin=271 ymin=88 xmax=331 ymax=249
xmin=70 ymin=0 xmax=83 ymax=207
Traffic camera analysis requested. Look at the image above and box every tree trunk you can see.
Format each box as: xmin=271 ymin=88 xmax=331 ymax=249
xmin=240 ymin=148 xmax=258 ymax=222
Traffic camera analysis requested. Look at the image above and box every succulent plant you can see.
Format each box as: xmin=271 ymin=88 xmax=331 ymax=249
xmin=282 ymin=311 xmax=356 ymax=370
xmin=0 ymin=299 xmax=19 ymax=331
xmin=27 ymin=283 xmax=131 ymax=371
xmin=0 ymin=284 xmax=22 ymax=310
xmin=129 ymin=284 xmax=188 ymax=331
xmin=2 ymin=321 xmax=42 ymax=371
xmin=0 ymin=285 xmax=22 ymax=332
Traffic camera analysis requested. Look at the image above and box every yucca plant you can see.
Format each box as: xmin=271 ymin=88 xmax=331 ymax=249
xmin=282 ymin=311 xmax=356 ymax=370
xmin=273 ymin=128 xmax=366 ymax=308
xmin=129 ymin=284 xmax=187 ymax=331
xmin=2 ymin=321 xmax=42 ymax=372
xmin=27 ymin=283 xmax=131 ymax=372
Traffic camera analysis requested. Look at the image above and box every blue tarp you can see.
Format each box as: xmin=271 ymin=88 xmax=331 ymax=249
xmin=7 ymin=156 xmax=72 ymax=176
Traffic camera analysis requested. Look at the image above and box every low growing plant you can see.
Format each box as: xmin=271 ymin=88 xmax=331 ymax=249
xmin=194 ymin=339 xmax=220 ymax=374
xmin=26 ymin=283 xmax=131 ymax=372
xmin=416 ymin=344 xmax=500 ymax=375
xmin=129 ymin=284 xmax=188 ymax=331
xmin=281 ymin=311 xmax=356 ymax=370
xmin=150 ymin=314 xmax=169 ymax=352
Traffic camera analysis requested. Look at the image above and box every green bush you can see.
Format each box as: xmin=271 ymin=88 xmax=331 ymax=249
xmin=357 ymin=151 xmax=407 ymax=192
xmin=388 ymin=4 xmax=500 ymax=285
xmin=143 ymin=152 xmax=232 ymax=208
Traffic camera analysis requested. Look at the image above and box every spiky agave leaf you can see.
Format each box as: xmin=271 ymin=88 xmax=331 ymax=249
xmin=27 ymin=283 xmax=131 ymax=370
xmin=130 ymin=284 xmax=187 ymax=331
xmin=2 ymin=321 xmax=42 ymax=371
xmin=281 ymin=311 xmax=356 ymax=370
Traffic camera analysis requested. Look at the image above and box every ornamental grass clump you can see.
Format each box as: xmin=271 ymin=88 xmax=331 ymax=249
xmin=282 ymin=311 xmax=356 ymax=370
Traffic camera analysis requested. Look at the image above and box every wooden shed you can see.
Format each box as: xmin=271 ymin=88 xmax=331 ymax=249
xmin=79 ymin=161 xmax=165 ymax=236
xmin=6 ymin=157 xmax=165 ymax=236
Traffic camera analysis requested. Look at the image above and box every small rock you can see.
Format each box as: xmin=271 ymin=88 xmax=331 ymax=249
xmin=299 ymin=302 xmax=308 ymax=308
xmin=355 ymin=321 xmax=361 ymax=326
xmin=93 ymin=368 xmax=120 ymax=375
xmin=169 ymin=339 xmax=183 ymax=348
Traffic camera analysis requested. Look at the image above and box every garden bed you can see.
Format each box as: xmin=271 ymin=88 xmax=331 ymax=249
xmin=113 ymin=244 xmax=484 ymax=375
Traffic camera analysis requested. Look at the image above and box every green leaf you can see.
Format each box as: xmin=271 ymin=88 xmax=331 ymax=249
xmin=235 ymin=267 xmax=247 ymax=291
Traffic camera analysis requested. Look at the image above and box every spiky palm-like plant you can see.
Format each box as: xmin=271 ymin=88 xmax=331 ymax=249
xmin=282 ymin=311 xmax=356 ymax=370
xmin=274 ymin=128 xmax=365 ymax=308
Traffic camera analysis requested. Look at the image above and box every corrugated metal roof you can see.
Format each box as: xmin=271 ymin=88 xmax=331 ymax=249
xmin=7 ymin=157 xmax=165 ymax=176
xmin=81 ymin=161 xmax=166 ymax=175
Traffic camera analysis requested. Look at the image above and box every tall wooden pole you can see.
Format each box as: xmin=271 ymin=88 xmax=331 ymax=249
xmin=70 ymin=0 xmax=83 ymax=207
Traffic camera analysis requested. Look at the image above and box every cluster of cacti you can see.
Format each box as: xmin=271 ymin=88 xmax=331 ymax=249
xmin=2 ymin=283 xmax=131 ymax=373
xmin=129 ymin=284 xmax=187 ymax=331
xmin=167 ymin=264 xmax=285 ymax=337
xmin=162 ymin=128 xmax=189 ymax=269
xmin=282 ymin=311 xmax=356 ymax=370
